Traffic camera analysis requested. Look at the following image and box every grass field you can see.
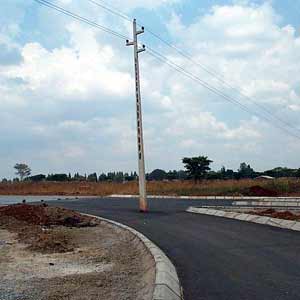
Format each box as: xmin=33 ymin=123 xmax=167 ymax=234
xmin=0 ymin=178 xmax=300 ymax=196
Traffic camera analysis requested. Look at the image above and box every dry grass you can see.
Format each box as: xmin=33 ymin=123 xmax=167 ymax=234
xmin=0 ymin=178 xmax=300 ymax=196
xmin=148 ymin=178 xmax=300 ymax=196
xmin=0 ymin=181 xmax=137 ymax=196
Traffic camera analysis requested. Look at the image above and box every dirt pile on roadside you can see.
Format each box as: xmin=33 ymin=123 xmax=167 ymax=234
xmin=243 ymin=185 xmax=279 ymax=197
xmin=248 ymin=208 xmax=300 ymax=221
xmin=0 ymin=204 xmax=98 ymax=253
xmin=0 ymin=204 xmax=96 ymax=227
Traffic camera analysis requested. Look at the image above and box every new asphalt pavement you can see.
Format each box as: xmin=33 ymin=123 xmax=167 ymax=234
xmin=48 ymin=197 xmax=300 ymax=300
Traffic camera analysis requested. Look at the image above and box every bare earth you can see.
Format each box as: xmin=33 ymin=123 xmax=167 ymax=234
xmin=246 ymin=208 xmax=300 ymax=221
xmin=0 ymin=205 xmax=155 ymax=300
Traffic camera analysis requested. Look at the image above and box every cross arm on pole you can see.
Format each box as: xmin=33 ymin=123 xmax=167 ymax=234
xmin=126 ymin=40 xmax=134 ymax=46
xmin=136 ymin=28 xmax=144 ymax=35
xmin=137 ymin=44 xmax=146 ymax=53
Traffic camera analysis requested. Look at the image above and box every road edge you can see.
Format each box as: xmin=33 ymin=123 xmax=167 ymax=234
xmin=83 ymin=213 xmax=184 ymax=300
xmin=109 ymin=194 xmax=300 ymax=201
xmin=186 ymin=207 xmax=300 ymax=232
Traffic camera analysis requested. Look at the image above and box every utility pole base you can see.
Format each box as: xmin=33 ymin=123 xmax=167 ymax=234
xmin=139 ymin=199 xmax=148 ymax=213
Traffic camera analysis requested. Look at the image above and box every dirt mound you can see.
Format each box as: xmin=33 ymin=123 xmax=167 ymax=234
xmin=0 ymin=204 xmax=96 ymax=227
xmin=244 ymin=185 xmax=279 ymax=197
xmin=248 ymin=208 xmax=300 ymax=221
xmin=0 ymin=204 xmax=99 ymax=253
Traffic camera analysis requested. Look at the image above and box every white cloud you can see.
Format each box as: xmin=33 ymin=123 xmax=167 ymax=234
xmin=164 ymin=2 xmax=300 ymax=120
xmin=289 ymin=104 xmax=300 ymax=112
xmin=1 ymin=1 xmax=300 ymax=178
xmin=142 ymin=2 xmax=300 ymax=170
xmin=3 ymin=26 xmax=133 ymax=101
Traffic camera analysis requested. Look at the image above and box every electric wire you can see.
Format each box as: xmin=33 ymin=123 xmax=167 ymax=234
xmin=147 ymin=47 xmax=271 ymax=118
xmin=33 ymin=0 xmax=129 ymax=40
xmin=146 ymin=48 xmax=300 ymax=141
xmin=86 ymin=0 xmax=300 ymax=135
xmin=34 ymin=0 xmax=300 ymax=141
xmin=145 ymin=38 xmax=300 ymax=135
xmin=145 ymin=31 xmax=300 ymax=136
xmin=87 ymin=0 xmax=132 ymax=22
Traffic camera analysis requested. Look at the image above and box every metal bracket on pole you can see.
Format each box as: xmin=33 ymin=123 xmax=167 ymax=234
xmin=126 ymin=40 xmax=134 ymax=46
xmin=136 ymin=28 xmax=144 ymax=35
xmin=137 ymin=45 xmax=146 ymax=53
xmin=126 ymin=19 xmax=148 ymax=213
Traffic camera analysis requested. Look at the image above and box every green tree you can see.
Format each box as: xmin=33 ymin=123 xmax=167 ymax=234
xmin=148 ymin=169 xmax=167 ymax=181
xmin=87 ymin=173 xmax=98 ymax=182
xmin=99 ymin=173 xmax=107 ymax=181
xmin=27 ymin=174 xmax=46 ymax=182
xmin=14 ymin=163 xmax=31 ymax=181
xmin=238 ymin=162 xmax=255 ymax=178
xmin=47 ymin=174 xmax=68 ymax=182
xmin=182 ymin=156 xmax=213 ymax=182
xmin=177 ymin=170 xmax=187 ymax=180
xmin=167 ymin=170 xmax=179 ymax=180
xmin=115 ymin=172 xmax=124 ymax=182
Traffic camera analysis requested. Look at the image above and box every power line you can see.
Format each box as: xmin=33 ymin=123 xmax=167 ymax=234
xmin=146 ymin=48 xmax=300 ymax=141
xmin=147 ymin=39 xmax=300 ymax=135
xmin=33 ymin=0 xmax=129 ymax=40
xmin=137 ymin=15 xmax=300 ymax=136
xmin=86 ymin=0 xmax=300 ymax=136
xmin=145 ymin=32 xmax=300 ymax=137
xmin=147 ymin=48 xmax=300 ymax=141
xmin=34 ymin=0 xmax=300 ymax=141
xmin=87 ymin=0 xmax=131 ymax=22
xmin=147 ymin=47 xmax=254 ymax=114
xmin=82 ymin=1 xmax=241 ymax=86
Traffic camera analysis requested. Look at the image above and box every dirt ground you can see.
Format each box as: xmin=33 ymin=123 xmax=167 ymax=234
xmin=0 ymin=204 xmax=155 ymax=300
xmin=247 ymin=208 xmax=300 ymax=221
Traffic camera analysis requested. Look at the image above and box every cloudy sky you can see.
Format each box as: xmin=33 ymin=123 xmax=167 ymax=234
xmin=1 ymin=0 xmax=300 ymax=178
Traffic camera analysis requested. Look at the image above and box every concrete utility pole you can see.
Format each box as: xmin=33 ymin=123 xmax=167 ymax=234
xmin=126 ymin=19 xmax=148 ymax=212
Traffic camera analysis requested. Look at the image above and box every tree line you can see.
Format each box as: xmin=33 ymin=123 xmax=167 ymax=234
xmin=2 ymin=157 xmax=300 ymax=183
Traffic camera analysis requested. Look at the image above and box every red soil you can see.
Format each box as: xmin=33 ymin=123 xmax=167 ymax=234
xmin=248 ymin=208 xmax=300 ymax=221
xmin=246 ymin=186 xmax=279 ymax=197
xmin=0 ymin=204 xmax=99 ymax=253
xmin=0 ymin=204 xmax=95 ymax=227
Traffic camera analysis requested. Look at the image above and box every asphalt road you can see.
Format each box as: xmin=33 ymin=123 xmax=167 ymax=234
xmin=48 ymin=197 xmax=300 ymax=300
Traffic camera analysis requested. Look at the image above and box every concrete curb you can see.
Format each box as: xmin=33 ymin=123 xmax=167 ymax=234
xmin=109 ymin=194 xmax=300 ymax=201
xmin=186 ymin=207 xmax=300 ymax=232
xmin=233 ymin=200 xmax=300 ymax=207
xmin=83 ymin=213 xmax=184 ymax=300
xmin=199 ymin=205 xmax=300 ymax=211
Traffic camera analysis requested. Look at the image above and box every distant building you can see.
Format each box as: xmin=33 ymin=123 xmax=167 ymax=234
xmin=254 ymin=175 xmax=275 ymax=180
